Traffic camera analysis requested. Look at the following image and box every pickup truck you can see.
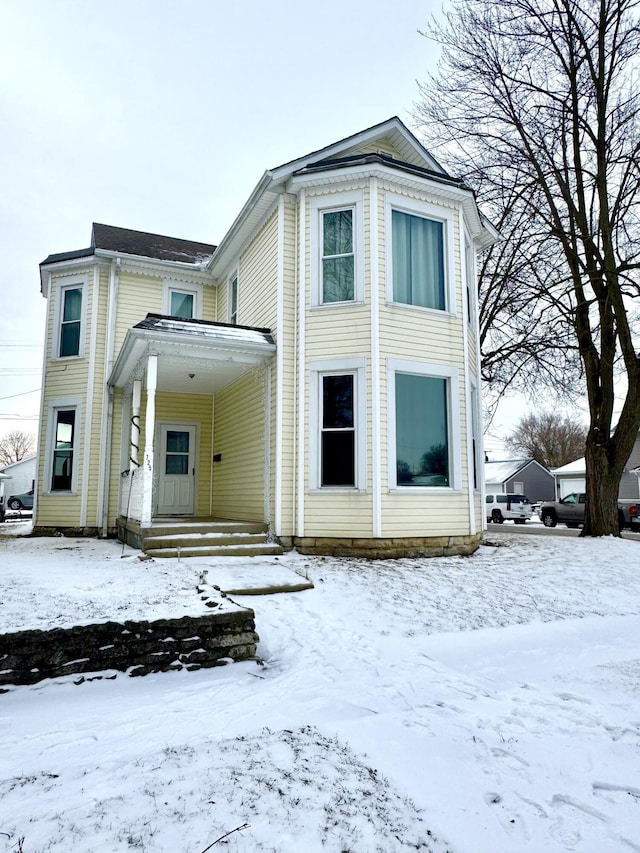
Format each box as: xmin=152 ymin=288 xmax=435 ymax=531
xmin=539 ymin=492 xmax=640 ymax=530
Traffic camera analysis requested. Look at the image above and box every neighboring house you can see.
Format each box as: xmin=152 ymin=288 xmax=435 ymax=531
xmin=35 ymin=117 xmax=496 ymax=557
xmin=484 ymin=458 xmax=555 ymax=504
xmin=552 ymin=432 xmax=640 ymax=499
xmin=0 ymin=454 xmax=36 ymax=499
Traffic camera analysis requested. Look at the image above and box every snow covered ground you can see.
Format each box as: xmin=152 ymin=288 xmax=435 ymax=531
xmin=1 ymin=522 xmax=640 ymax=852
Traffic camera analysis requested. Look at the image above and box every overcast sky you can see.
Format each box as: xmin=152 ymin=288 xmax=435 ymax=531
xmin=0 ymin=0 xmax=523 ymax=457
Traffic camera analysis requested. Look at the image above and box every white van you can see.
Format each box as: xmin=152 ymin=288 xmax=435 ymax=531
xmin=486 ymin=493 xmax=533 ymax=524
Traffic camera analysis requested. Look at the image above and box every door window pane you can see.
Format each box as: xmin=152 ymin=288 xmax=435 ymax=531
xmin=165 ymin=430 xmax=189 ymax=475
xmin=392 ymin=210 xmax=445 ymax=310
xmin=395 ymin=373 xmax=449 ymax=486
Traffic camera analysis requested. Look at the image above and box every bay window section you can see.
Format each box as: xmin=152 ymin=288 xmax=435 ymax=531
xmin=59 ymin=286 xmax=83 ymax=357
xmin=388 ymin=360 xmax=460 ymax=490
xmin=310 ymin=358 xmax=366 ymax=491
xmin=392 ymin=210 xmax=445 ymax=310
xmin=322 ymin=209 xmax=354 ymax=303
xmin=321 ymin=374 xmax=355 ymax=486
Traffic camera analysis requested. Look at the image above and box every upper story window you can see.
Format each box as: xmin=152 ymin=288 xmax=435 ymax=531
xmin=392 ymin=211 xmax=444 ymax=310
xmin=322 ymin=209 xmax=354 ymax=303
xmin=58 ymin=283 xmax=84 ymax=358
xmin=171 ymin=291 xmax=194 ymax=319
xmin=310 ymin=191 xmax=364 ymax=307
xmin=386 ymin=194 xmax=455 ymax=314
xmin=229 ymin=272 xmax=238 ymax=325
xmin=163 ymin=282 xmax=202 ymax=320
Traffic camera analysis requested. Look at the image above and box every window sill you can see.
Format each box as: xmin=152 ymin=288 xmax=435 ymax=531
xmin=309 ymin=488 xmax=366 ymax=495
xmin=389 ymin=486 xmax=461 ymax=494
xmin=310 ymin=300 xmax=365 ymax=310
xmin=51 ymin=354 xmax=84 ymax=363
xmin=386 ymin=300 xmax=456 ymax=319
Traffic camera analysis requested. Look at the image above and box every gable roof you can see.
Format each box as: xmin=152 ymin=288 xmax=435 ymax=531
xmin=209 ymin=116 xmax=497 ymax=276
xmin=485 ymin=458 xmax=548 ymax=484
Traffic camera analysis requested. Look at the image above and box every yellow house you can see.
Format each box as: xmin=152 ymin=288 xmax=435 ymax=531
xmin=35 ymin=117 xmax=496 ymax=558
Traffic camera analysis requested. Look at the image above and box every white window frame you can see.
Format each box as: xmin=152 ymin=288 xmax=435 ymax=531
xmin=310 ymin=191 xmax=364 ymax=308
xmin=228 ymin=271 xmax=239 ymax=324
xmin=385 ymin=192 xmax=456 ymax=315
xmin=309 ymin=357 xmax=366 ymax=492
xmin=162 ymin=281 xmax=203 ymax=320
xmin=387 ymin=358 xmax=461 ymax=491
xmin=43 ymin=398 xmax=82 ymax=495
xmin=53 ymin=277 xmax=86 ymax=360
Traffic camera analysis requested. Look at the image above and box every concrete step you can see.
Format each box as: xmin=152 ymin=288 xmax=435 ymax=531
xmin=145 ymin=521 xmax=267 ymax=537
xmin=142 ymin=532 xmax=273 ymax=550
xmin=144 ymin=542 xmax=284 ymax=559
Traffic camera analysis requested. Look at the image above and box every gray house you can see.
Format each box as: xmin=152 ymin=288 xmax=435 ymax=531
xmin=485 ymin=458 xmax=555 ymax=503
xmin=552 ymin=432 xmax=640 ymax=499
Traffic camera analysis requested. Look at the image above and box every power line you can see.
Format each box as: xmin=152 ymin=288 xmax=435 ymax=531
xmin=0 ymin=389 xmax=41 ymax=402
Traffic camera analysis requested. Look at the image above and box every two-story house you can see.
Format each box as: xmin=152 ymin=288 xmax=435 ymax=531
xmin=35 ymin=117 xmax=496 ymax=558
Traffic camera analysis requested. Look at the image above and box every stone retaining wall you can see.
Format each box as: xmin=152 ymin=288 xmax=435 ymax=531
xmin=293 ymin=533 xmax=481 ymax=559
xmin=0 ymin=609 xmax=258 ymax=689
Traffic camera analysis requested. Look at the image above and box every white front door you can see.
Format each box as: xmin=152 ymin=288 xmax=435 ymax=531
xmin=156 ymin=424 xmax=196 ymax=515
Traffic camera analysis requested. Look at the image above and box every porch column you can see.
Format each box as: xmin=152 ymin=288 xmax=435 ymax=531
xmin=141 ymin=355 xmax=157 ymax=527
xmin=130 ymin=379 xmax=142 ymax=472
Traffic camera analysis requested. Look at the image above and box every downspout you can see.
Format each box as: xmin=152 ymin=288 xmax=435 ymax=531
xmin=99 ymin=258 xmax=120 ymax=537
xmin=274 ymin=194 xmax=285 ymax=536
xmin=369 ymin=177 xmax=382 ymax=538
xmin=296 ymin=188 xmax=306 ymax=538
xmin=460 ymin=209 xmax=476 ymax=535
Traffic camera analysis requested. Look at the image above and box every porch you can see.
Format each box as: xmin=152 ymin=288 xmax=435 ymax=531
xmin=116 ymin=516 xmax=284 ymax=558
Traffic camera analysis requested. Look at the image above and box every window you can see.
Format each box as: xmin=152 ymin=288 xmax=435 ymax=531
xmin=310 ymin=358 xmax=366 ymax=491
xmin=170 ymin=291 xmax=194 ymax=319
xmin=51 ymin=409 xmax=76 ymax=491
xmin=310 ymin=191 xmax=364 ymax=306
xmin=163 ymin=282 xmax=202 ymax=320
xmin=322 ymin=209 xmax=354 ymax=303
xmin=229 ymin=273 xmax=238 ymax=325
xmin=388 ymin=359 xmax=460 ymax=490
xmin=321 ymin=374 xmax=355 ymax=486
xmin=392 ymin=210 xmax=444 ymax=310
xmin=386 ymin=194 xmax=454 ymax=313
xmin=59 ymin=285 xmax=83 ymax=357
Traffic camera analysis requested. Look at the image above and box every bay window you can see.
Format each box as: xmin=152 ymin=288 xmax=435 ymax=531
xmin=388 ymin=359 xmax=460 ymax=490
xmin=310 ymin=358 xmax=366 ymax=491
xmin=58 ymin=284 xmax=83 ymax=358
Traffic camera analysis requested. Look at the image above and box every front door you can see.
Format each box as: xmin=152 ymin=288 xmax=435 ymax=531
xmin=156 ymin=424 xmax=196 ymax=515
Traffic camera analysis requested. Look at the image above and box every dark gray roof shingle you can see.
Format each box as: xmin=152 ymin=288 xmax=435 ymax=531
xmin=91 ymin=223 xmax=216 ymax=263
xmin=40 ymin=224 xmax=216 ymax=267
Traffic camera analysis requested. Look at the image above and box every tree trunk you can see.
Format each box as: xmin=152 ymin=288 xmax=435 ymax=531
xmin=582 ymin=436 xmax=624 ymax=537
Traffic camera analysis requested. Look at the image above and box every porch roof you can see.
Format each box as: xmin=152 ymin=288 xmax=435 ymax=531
xmin=109 ymin=314 xmax=276 ymax=395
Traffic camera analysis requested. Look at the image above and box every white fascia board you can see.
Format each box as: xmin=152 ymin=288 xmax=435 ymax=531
xmin=289 ymin=162 xmax=497 ymax=246
xmin=39 ymin=256 xmax=102 ymax=297
xmin=93 ymin=249 xmax=213 ymax=280
xmin=108 ymin=326 xmax=276 ymax=388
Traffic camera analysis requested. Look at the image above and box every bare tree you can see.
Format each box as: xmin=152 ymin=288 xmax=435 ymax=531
xmin=504 ymin=412 xmax=588 ymax=468
xmin=415 ymin=0 xmax=640 ymax=536
xmin=0 ymin=430 xmax=36 ymax=467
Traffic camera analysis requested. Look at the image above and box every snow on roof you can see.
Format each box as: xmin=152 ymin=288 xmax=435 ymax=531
xmin=551 ymin=457 xmax=586 ymax=475
xmin=484 ymin=458 xmax=531 ymax=484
